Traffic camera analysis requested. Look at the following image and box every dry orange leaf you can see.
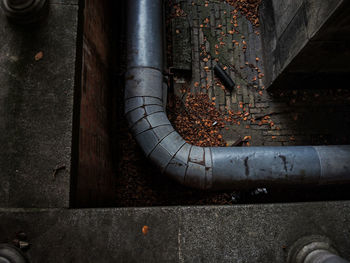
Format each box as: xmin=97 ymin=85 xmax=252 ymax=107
xmin=142 ymin=225 xmax=149 ymax=235
xmin=35 ymin=51 xmax=43 ymax=61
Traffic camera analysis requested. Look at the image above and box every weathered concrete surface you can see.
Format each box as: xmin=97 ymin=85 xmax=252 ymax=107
xmin=0 ymin=2 xmax=79 ymax=207
xmin=1 ymin=202 xmax=350 ymax=262
xmin=260 ymin=0 xmax=350 ymax=88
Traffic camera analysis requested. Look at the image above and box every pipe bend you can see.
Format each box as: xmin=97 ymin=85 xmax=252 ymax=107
xmin=125 ymin=0 xmax=350 ymax=190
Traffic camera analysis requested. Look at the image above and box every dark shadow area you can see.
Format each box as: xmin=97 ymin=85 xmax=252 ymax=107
xmin=266 ymin=87 xmax=350 ymax=146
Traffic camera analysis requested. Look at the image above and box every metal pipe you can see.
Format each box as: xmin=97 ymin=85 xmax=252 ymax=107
xmin=304 ymin=250 xmax=349 ymax=263
xmin=125 ymin=0 xmax=350 ymax=190
xmin=1 ymin=0 xmax=48 ymax=24
xmin=288 ymin=236 xmax=350 ymax=263
xmin=214 ymin=63 xmax=235 ymax=92
xmin=0 ymin=243 xmax=28 ymax=263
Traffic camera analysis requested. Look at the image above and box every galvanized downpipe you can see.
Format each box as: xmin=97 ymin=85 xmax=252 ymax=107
xmin=125 ymin=0 xmax=350 ymax=190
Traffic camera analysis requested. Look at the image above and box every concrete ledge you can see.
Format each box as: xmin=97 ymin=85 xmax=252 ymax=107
xmin=0 ymin=2 xmax=79 ymax=207
xmin=1 ymin=202 xmax=350 ymax=262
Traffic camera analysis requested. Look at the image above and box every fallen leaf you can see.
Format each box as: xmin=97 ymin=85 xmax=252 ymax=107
xmin=35 ymin=51 xmax=43 ymax=61
xmin=142 ymin=225 xmax=149 ymax=235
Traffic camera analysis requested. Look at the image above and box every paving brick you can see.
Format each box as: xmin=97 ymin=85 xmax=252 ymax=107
xmin=242 ymin=86 xmax=249 ymax=104
xmin=255 ymin=102 xmax=270 ymax=108
xmin=249 ymin=108 xmax=261 ymax=114
xmin=263 ymin=141 xmax=284 ymax=146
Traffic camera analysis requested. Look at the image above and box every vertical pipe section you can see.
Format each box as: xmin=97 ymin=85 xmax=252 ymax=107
xmin=127 ymin=0 xmax=163 ymax=70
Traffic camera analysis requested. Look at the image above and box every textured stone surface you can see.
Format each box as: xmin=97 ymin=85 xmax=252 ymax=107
xmin=0 ymin=3 xmax=79 ymax=207
xmin=272 ymin=0 xmax=304 ymax=38
xmin=1 ymin=202 xmax=350 ymax=262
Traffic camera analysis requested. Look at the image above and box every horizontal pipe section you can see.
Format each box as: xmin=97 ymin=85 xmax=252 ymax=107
xmin=304 ymin=250 xmax=349 ymax=263
xmin=125 ymin=0 xmax=350 ymax=190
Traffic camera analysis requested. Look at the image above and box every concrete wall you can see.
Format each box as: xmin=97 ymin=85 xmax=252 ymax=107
xmin=0 ymin=0 xmax=80 ymax=208
xmin=0 ymin=0 xmax=117 ymax=208
xmin=1 ymin=203 xmax=350 ymax=262
xmin=260 ymin=0 xmax=349 ymax=88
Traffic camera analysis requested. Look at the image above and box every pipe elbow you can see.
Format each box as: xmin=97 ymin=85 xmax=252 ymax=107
xmin=124 ymin=0 xmax=350 ymax=191
xmin=125 ymin=72 xmax=213 ymax=189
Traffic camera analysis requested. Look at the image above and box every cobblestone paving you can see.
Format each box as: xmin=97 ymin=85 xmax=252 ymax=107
xmin=168 ymin=0 xmax=350 ymax=146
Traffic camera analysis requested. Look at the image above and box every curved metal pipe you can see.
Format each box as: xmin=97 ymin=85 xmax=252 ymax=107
xmin=125 ymin=0 xmax=350 ymax=190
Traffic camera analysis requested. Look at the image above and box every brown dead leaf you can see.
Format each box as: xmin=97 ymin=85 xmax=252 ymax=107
xmin=35 ymin=51 xmax=43 ymax=61
xmin=142 ymin=225 xmax=149 ymax=235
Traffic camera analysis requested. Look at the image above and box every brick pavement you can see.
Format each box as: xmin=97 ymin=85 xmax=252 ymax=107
xmin=168 ymin=0 xmax=350 ymax=146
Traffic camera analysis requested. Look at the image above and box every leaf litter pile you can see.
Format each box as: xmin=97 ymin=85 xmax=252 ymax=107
xmin=168 ymin=93 xmax=226 ymax=147
xmin=225 ymin=0 xmax=262 ymax=27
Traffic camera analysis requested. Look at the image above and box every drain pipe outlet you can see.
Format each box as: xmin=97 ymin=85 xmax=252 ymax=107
xmin=125 ymin=0 xmax=350 ymax=190
xmin=1 ymin=0 xmax=48 ymax=24
xmin=288 ymin=236 xmax=350 ymax=263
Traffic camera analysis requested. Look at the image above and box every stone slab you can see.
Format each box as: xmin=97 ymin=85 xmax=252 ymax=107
xmin=272 ymin=0 xmax=304 ymax=39
xmin=1 ymin=202 xmax=350 ymax=262
xmin=0 ymin=3 xmax=79 ymax=207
